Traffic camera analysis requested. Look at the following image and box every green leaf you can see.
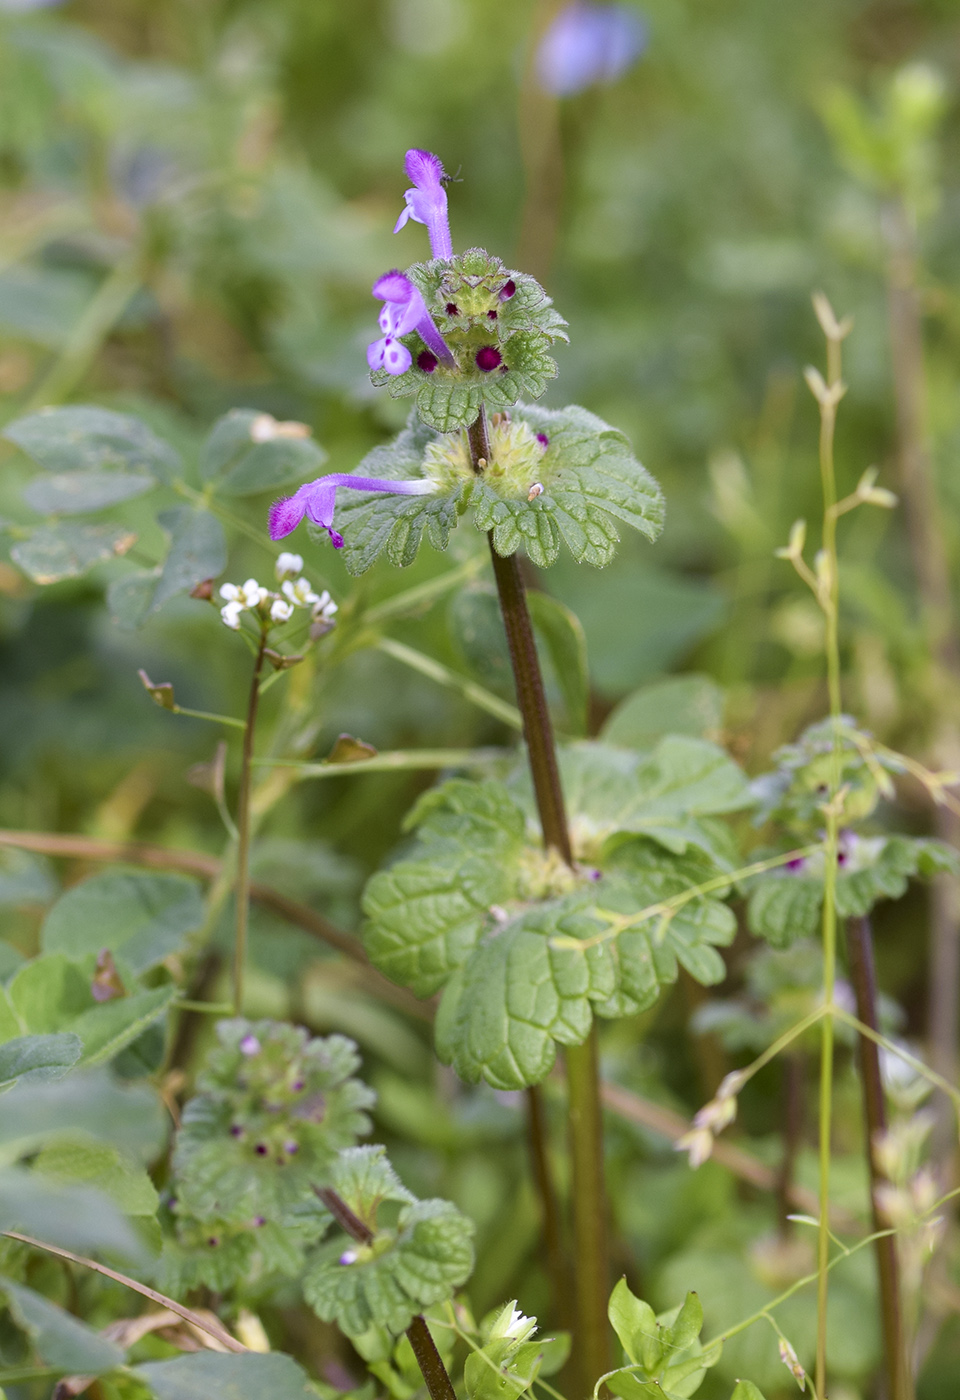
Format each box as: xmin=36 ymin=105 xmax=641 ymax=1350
xmin=435 ymin=905 xmax=613 ymax=1089
xmin=173 ymin=1020 xmax=374 ymax=1226
xmin=362 ymin=780 xmax=526 ymax=997
xmin=0 ymin=1072 xmax=166 ymax=1162
xmin=136 ymin=1352 xmax=317 ymax=1400
xmin=0 ymin=267 xmax=92 ymax=349
xmin=474 ymin=405 xmax=664 ymax=568
xmin=0 ymin=1033 xmax=82 ymax=1088
xmin=152 ymin=507 xmax=227 ymax=611
xmin=22 ymin=468 xmax=155 ymax=515
xmin=69 ymin=984 xmax=180 ymax=1066
xmin=606 ymin=1373 xmax=662 ymax=1400
xmin=5 ymin=954 xmax=92 ymax=1035
xmin=0 ymin=849 xmax=56 ymax=906
xmin=527 ymin=590 xmax=589 ymax=735
xmin=108 ymin=569 xmax=159 ymax=629
xmin=602 ymin=677 xmax=725 ymax=750
xmin=609 ymin=1278 xmax=658 ymax=1366
xmin=304 ymin=1147 xmax=474 ymax=1339
xmin=666 ymin=1293 xmax=703 ymax=1353
xmin=2 ymin=1279 xmax=125 ymax=1376
xmin=34 ymin=1141 xmax=158 ymax=1216
xmin=11 ymin=521 xmax=137 ymax=584
xmin=3 ymin=406 xmax=180 ymax=480
xmin=729 ymin=1385 xmax=767 ymax=1400
xmin=42 ymin=870 xmax=204 ymax=973
xmin=201 ymin=409 xmax=327 ymax=496
xmin=464 ymin=1337 xmax=544 ymax=1400
xmin=0 ymin=1166 xmax=145 ymax=1257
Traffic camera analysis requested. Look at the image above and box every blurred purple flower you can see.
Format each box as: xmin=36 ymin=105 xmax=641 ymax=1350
xmin=367 ymin=269 xmax=453 ymax=377
xmin=393 ymin=148 xmax=453 ymax=259
xmin=536 ymin=3 xmax=646 ymax=97
xmin=269 ymin=473 xmax=437 ymax=548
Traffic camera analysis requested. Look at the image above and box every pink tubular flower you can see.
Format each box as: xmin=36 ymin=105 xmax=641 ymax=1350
xmin=393 ymin=149 xmax=453 ymax=260
xmin=367 ymin=269 xmax=454 ymax=376
xmin=268 ymin=473 xmax=438 ymax=548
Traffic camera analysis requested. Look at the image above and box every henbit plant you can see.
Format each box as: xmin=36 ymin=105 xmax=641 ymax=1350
xmin=3 ymin=148 xmax=960 ymax=1400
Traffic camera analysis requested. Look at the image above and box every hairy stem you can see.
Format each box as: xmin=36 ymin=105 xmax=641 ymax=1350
xmin=467 ymin=406 xmax=608 ymax=1389
xmin=847 ymin=915 xmax=912 ymax=1400
xmin=315 ymin=1188 xmax=456 ymax=1400
xmin=234 ymin=630 xmax=268 ymax=1015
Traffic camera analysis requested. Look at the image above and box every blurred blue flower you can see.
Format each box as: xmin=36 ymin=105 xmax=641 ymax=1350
xmin=535 ymin=3 xmax=646 ymax=97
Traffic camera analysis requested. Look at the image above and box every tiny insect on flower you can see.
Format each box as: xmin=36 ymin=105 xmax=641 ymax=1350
xmin=269 ymin=473 xmax=438 ymax=547
xmin=393 ymin=148 xmax=453 ymax=260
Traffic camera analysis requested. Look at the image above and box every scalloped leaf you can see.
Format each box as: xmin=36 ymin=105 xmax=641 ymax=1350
xmin=304 ymin=1147 xmax=474 ymax=1339
xmin=744 ymin=836 xmax=957 ymax=947
xmin=42 ymin=870 xmax=204 ymax=974
xmin=173 ymin=1020 xmax=374 ymax=1226
xmin=336 ymin=403 xmax=662 ymax=574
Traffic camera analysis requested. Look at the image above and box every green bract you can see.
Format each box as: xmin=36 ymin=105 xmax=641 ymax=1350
xmin=363 ymin=740 xmax=750 ymax=1088
xmin=607 ymin=1278 xmax=722 ymax=1400
xmin=333 ymin=404 xmax=664 ymax=573
xmin=370 ymin=250 xmax=568 ymax=432
xmin=304 ymin=1146 xmax=475 ymax=1339
xmin=172 ymin=1019 xmax=374 ymax=1225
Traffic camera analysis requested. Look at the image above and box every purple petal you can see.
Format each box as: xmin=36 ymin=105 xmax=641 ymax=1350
xmin=536 ymin=3 xmax=646 ymax=97
xmin=405 ymin=149 xmax=445 ymax=189
xmin=269 ymin=491 xmax=308 ymax=541
xmin=303 ymin=481 xmax=339 ymax=529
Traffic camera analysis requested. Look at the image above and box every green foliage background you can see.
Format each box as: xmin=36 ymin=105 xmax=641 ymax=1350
xmin=2 ymin=0 xmax=960 ymax=1397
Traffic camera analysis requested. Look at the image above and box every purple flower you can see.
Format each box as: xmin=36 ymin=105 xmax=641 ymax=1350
xmin=367 ymin=269 xmax=454 ymax=377
xmin=239 ymin=1034 xmax=260 ymax=1056
xmin=269 ymin=473 xmax=438 ymax=547
xmin=536 ymin=3 xmax=646 ymax=97
xmin=393 ymin=148 xmax=453 ymax=260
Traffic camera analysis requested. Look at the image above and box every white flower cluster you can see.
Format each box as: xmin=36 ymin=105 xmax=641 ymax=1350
xmin=218 ymin=553 xmax=337 ymax=632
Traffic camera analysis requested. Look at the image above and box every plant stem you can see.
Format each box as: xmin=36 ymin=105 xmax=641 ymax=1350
xmin=526 ymin=1085 xmax=573 ymax=1332
xmin=813 ymin=304 xmax=845 ymax=1399
xmin=775 ymin=1054 xmax=805 ymax=1237
xmin=883 ymin=200 xmax=960 ymax=1156
xmin=234 ymin=629 xmax=268 ymax=1016
xmin=846 ymin=915 xmax=912 ymax=1400
xmin=467 ymin=406 xmax=609 ymax=1390
xmin=315 ymin=1188 xmax=457 ymax=1400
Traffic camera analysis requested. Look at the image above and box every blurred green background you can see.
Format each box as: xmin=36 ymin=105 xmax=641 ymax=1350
xmin=2 ymin=1 xmax=960 ymax=1395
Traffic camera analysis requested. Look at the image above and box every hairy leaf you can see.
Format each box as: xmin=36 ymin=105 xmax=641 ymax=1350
xmin=42 ymin=870 xmax=204 ymax=973
xmin=0 ymin=1033 xmax=82 ymax=1088
xmin=3 ymin=406 xmax=180 ymax=480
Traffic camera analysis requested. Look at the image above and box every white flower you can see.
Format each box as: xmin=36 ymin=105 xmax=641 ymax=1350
xmin=282 ymin=576 xmax=322 ymax=608
xmin=275 ymin=552 xmax=303 ymax=580
xmin=220 ymin=578 xmax=268 ymax=608
xmin=219 ymin=578 xmax=268 ymax=630
xmin=270 ymin=598 xmax=294 ymax=622
xmin=676 ymin=1126 xmax=714 ymax=1169
xmin=489 ymin=1301 xmax=537 ymax=1344
xmin=312 ymin=589 xmax=338 ymax=623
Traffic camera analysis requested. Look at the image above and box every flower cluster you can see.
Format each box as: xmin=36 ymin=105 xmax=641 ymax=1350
xmin=218 ymin=554 xmax=337 ymax=631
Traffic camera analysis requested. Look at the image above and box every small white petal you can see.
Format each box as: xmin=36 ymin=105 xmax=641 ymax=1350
xmin=219 ymin=583 xmax=242 ymax=602
xmin=221 ymin=602 xmax=243 ymax=630
xmin=270 ymin=599 xmax=294 ymax=622
xmin=275 ymin=552 xmax=303 ymax=580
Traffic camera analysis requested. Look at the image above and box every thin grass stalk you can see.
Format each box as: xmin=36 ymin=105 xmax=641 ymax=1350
xmin=467 ymin=406 xmax=610 ymax=1390
xmin=846 ymin=914 xmax=912 ymax=1400
xmin=526 ymin=1086 xmax=573 ymax=1332
xmin=233 ymin=629 xmax=268 ymax=1015
xmin=813 ymin=306 xmax=845 ymax=1397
